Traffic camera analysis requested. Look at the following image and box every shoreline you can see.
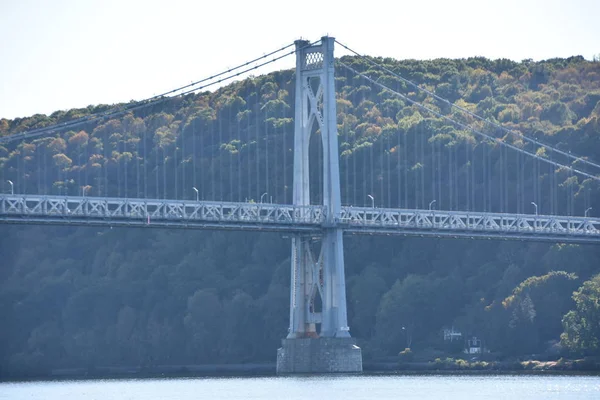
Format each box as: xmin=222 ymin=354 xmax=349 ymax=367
xmin=2 ymin=360 xmax=599 ymax=382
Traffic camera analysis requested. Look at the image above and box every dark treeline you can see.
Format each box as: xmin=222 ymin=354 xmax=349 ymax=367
xmin=1 ymin=55 xmax=600 ymax=376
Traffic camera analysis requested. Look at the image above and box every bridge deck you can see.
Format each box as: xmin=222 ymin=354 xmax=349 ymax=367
xmin=1 ymin=195 xmax=599 ymax=243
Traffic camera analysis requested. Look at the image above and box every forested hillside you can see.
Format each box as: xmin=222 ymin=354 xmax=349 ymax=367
xmin=1 ymin=54 xmax=600 ymax=376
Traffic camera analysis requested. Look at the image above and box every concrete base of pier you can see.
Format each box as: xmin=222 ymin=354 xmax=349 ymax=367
xmin=276 ymin=337 xmax=363 ymax=374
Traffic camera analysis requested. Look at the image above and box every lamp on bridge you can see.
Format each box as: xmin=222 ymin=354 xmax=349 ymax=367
xmin=193 ymin=187 xmax=199 ymax=202
xmin=429 ymin=199 xmax=437 ymax=211
xmin=367 ymin=194 xmax=374 ymax=208
xmin=261 ymin=192 xmax=268 ymax=204
xmin=531 ymin=201 xmax=538 ymax=216
xmin=585 ymin=207 xmax=592 ymax=217
xmin=6 ymin=180 xmax=13 ymax=195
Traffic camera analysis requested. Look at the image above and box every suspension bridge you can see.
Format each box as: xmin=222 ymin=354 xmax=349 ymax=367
xmin=1 ymin=37 xmax=599 ymax=373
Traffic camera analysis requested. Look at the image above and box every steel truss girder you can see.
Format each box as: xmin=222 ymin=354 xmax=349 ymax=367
xmin=0 ymin=194 xmax=324 ymax=232
xmin=1 ymin=195 xmax=599 ymax=243
xmin=338 ymin=206 xmax=600 ymax=243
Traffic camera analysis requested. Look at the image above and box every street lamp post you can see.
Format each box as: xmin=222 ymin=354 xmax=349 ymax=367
xmin=81 ymin=186 xmax=87 ymax=197
xmin=531 ymin=201 xmax=538 ymax=216
xmin=367 ymin=194 xmax=374 ymax=208
xmin=429 ymin=199 xmax=437 ymax=211
xmin=7 ymin=180 xmax=13 ymax=195
xmin=260 ymin=192 xmax=268 ymax=203
xmin=193 ymin=187 xmax=199 ymax=202
xmin=585 ymin=207 xmax=592 ymax=217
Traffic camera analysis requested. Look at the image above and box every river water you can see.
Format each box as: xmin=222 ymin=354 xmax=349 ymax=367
xmin=1 ymin=374 xmax=600 ymax=399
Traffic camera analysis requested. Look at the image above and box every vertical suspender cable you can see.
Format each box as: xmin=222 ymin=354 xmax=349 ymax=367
xmin=370 ymin=129 xmax=374 ymax=206
xmin=569 ymin=168 xmax=573 ymax=216
xmin=229 ymin=98 xmax=234 ymax=202
xmin=192 ymin=117 xmax=196 ymax=201
xmin=105 ymin=127 xmax=109 ymax=197
xmin=449 ymin=134 xmax=454 ymax=210
xmin=437 ymin=133 xmax=442 ymax=210
xmin=471 ymin=138 xmax=476 ymax=212
xmin=344 ymin=125 xmax=349 ymax=206
xmin=55 ymin=141 xmax=60 ymax=195
xmin=430 ymin=131 xmax=435 ymax=209
xmin=200 ymin=114 xmax=205 ymax=201
xmin=455 ymin=138 xmax=459 ymax=210
xmin=404 ymin=130 xmax=408 ymax=208
xmin=125 ymin=125 xmax=132 ymax=198
xmin=552 ymin=151 xmax=557 ymax=215
xmin=182 ymin=116 xmax=186 ymax=200
xmin=136 ymin=121 xmax=140 ymax=198
xmin=534 ymin=156 xmax=539 ymax=214
xmin=255 ymin=100 xmax=260 ymax=202
xmin=126 ymin=131 xmax=130 ymax=198
xmin=353 ymin=129 xmax=357 ymax=206
xmin=237 ymin=102 xmax=242 ymax=202
xmin=413 ymin=124 xmax=418 ymax=208
xmin=352 ymin=82 xmax=357 ymax=205
xmin=466 ymin=136 xmax=471 ymax=212
xmin=345 ymin=68 xmax=350 ymax=206
xmin=363 ymin=132 xmax=367 ymax=206
xmin=44 ymin=141 xmax=48 ymax=195
xmin=85 ymin=129 xmax=89 ymax=196
xmin=482 ymin=141 xmax=487 ymax=211
xmin=117 ymin=134 xmax=121 ymax=198
xmin=517 ymin=150 xmax=521 ymax=214
xmin=162 ymin=135 xmax=167 ymax=200
xmin=265 ymin=93 xmax=270 ymax=203
xmin=282 ymin=73 xmax=287 ymax=204
xmin=505 ymin=145 xmax=509 ymax=213
xmin=247 ymin=96 xmax=251 ymax=201
xmin=124 ymin=130 xmax=128 ymax=198
xmin=218 ymin=109 xmax=223 ymax=201
xmin=379 ymin=134 xmax=384 ymax=207
xmin=386 ymin=126 xmax=391 ymax=208
xmin=397 ymin=126 xmax=401 ymax=207
xmin=522 ymin=150 xmax=526 ymax=214
xmin=420 ymin=122 xmax=425 ymax=209
xmin=155 ymin=122 xmax=159 ymax=198
xmin=498 ymin=143 xmax=502 ymax=212
xmin=36 ymin=144 xmax=41 ymax=195
xmin=211 ymin=112 xmax=216 ymax=200
xmin=488 ymin=142 xmax=492 ymax=212
xmin=77 ymin=138 xmax=82 ymax=195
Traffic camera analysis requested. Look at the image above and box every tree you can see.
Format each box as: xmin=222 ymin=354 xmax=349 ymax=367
xmin=184 ymin=289 xmax=224 ymax=363
xmin=374 ymin=274 xmax=462 ymax=355
xmin=561 ymin=274 xmax=600 ymax=356
xmin=494 ymin=271 xmax=579 ymax=355
xmin=348 ymin=265 xmax=388 ymax=339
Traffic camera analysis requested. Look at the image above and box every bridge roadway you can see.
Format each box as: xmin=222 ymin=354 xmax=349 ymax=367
xmin=1 ymin=194 xmax=599 ymax=243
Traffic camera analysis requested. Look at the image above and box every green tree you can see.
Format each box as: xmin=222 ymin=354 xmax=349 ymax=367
xmin=561 ymin=274 xmax=600 ymax=355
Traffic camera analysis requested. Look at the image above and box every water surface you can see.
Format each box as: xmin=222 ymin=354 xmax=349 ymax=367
xmin=2 ymin=375 xmax=600 ymax=399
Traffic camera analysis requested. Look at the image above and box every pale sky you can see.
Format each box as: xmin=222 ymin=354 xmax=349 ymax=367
xmin=1 ymin=0 xmax=598 ymax=120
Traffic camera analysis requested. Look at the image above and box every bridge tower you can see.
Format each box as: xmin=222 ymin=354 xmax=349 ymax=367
xmin=276 ymin=37 xmax=363 ymax=374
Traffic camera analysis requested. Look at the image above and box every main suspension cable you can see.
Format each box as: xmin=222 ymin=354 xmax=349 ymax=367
xmin=0 ymin=41 xmax=318 ymax=145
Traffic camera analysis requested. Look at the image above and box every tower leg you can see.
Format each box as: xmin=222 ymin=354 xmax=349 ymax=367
xmin=277 ymin=229 xmax=362 ymax=374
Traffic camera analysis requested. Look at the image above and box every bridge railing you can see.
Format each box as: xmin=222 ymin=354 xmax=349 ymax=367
xmin=338 ymin=206 xmax=600 ymax=242
xmin=0 ymin=194 xmax=325 ymax=231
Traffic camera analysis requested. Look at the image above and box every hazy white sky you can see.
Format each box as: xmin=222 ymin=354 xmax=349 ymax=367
xmin=1 ymin=0 xmax=598 ymax=120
